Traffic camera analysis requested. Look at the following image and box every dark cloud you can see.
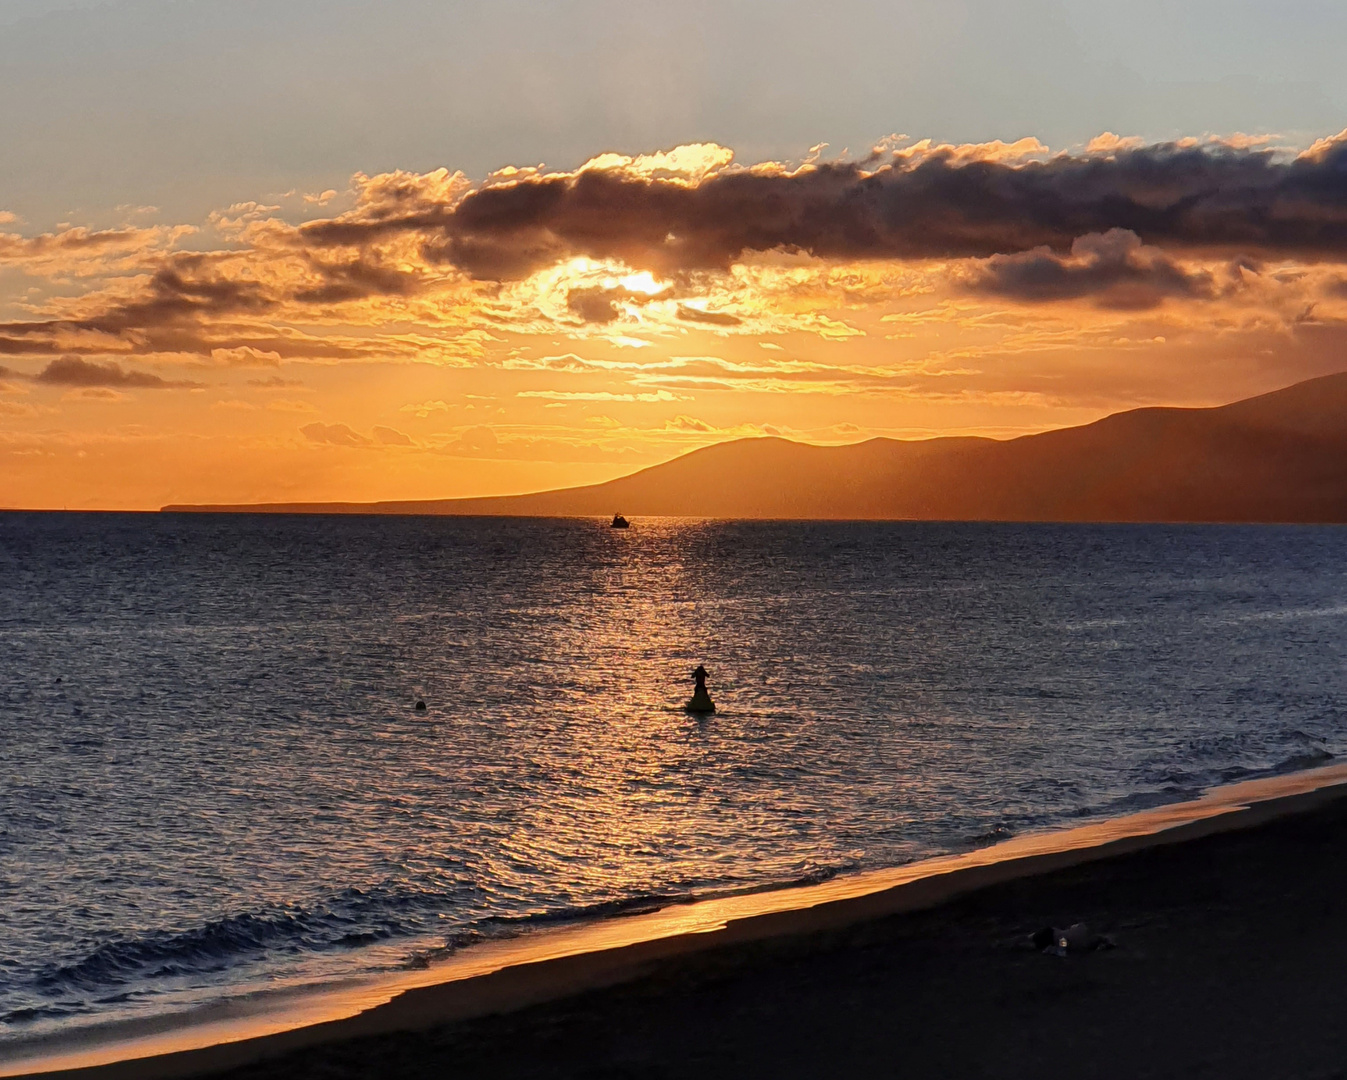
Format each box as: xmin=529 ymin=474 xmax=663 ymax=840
xmin=964 ymin=229 xmax=1214 ymax=308
xmin=0 ymin=321 xmax=374 ymax=363
xmin=302 ymin=138 xmax=1347 ymax=280
xmin=0 ymin=335 xmax=62 ymax=356
xmin=292 ymin=259 xmax=423 ymax=304
xmin=0 ymin=248 xmax=416 ymax=359
xmin=566 ymin=284 xmax=671 ymax=324
xmin=567 ymin=287 xmax=624 ymax=324
xmin=0 ymin=243 xmax=432 ymax=360
xmin=70 ymin=263 xmax=275 ymax=334
xmin=32 ymin=356 xmax=202 ymax=388
xmin=0 ymin=255 xmax=278 ymax=358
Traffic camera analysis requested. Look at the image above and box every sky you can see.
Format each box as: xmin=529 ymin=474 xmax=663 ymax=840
xmin=2 ymin=0 xmax=1347 ymax=509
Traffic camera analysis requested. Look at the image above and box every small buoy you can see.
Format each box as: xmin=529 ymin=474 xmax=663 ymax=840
xmin=685 ymin=664 xmax=715 ymax=713
xmin=415 ymin=699 xmax=427 ymax=711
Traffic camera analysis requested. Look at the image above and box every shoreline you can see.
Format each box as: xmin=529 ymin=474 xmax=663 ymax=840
xmin=8 ymin=761 xmax=1347 ymax=1079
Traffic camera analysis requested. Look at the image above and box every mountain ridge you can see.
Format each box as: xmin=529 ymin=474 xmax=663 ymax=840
xmin=164 ymin=371 xmax=1347 ymax=523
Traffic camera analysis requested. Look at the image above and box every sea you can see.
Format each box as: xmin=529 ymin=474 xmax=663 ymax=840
xmin=2 ymin=513 xmax=1346 ymax=1050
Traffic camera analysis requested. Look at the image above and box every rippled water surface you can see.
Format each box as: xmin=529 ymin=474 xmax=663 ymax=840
xmin=3 ymin=514 xmax=1347 ymax=1043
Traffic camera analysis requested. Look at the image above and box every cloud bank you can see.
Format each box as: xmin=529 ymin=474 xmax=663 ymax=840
xmin=303 ymin=133 xmax=1347 ymax=280
xmin=3 ymin=131 xmax=1347 ymax=366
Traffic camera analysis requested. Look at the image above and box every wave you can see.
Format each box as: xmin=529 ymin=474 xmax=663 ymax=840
xmin=13 ymin=860 xmax=862 ymax=1021
xmin=0 ymin=1002 xmax=86 ymax=1026
xmin=1269 ymin=747 xmax=1334 ymax=775
xmin=1072 ymin=741 xmax=1336 ymax=826
xmin=29 ymin=884 xmax=458 ymax=998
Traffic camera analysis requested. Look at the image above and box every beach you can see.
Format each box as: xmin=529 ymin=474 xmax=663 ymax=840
xmin=15 ymin=766 xmax=1347 ymax=1080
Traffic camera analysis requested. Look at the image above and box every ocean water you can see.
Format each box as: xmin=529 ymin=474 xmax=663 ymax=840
xmin=2 ymin=514 xmax=1346 ymax=1046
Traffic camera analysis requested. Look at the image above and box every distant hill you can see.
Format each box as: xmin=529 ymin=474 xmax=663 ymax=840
xmin=165 ymin=371 xmax=1347 ymax=522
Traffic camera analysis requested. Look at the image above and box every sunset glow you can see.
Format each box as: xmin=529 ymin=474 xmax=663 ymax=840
xmin=5 ymin=132 xmax=1347 ymax=509
xmin=3 ymin=0 xmax=1347 ymax=510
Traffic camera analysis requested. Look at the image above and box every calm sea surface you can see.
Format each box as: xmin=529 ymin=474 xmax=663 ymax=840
xmin=3 ymin=514 xmax=1346 ymax=1044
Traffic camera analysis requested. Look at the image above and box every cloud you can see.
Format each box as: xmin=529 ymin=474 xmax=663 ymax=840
xmin=301 ymin=422 xmax=371 ymax=447
xmin=566 ymin=284 xmax=671 ymax=324
xmin=266 ymin=398 xmax=317 ymax=413
xmin=63 ymin=387 xmax=129 ymax=402
xmin=517 ymin=388 xmax=688 ymax=402
xmin=248 ymin=375 xmax=304 ymax=388
xmin=291 ymin=259 xmax=423 ymax=305
xmin=212 ymin=346 xmax=283 ymax=367
xmin=963 ymin=230 xmax=1215 ymax=309
xmin=676 ymin=304 xmax=741 ymax=326
xmin=372 ymin=425 xmax=414 ymax=445
xmin=1083 ymin=133 xmax=1146 ymax=155
xmin=442 ymin=425 xmax=499 ymax=455
xmin=0 ymin=261 xmax=275 ymax=355
xmin=32 ymin=356 xmax=202 ymax=389
xmin=664 ymin=414 xmax=715 ymax=432
xmin=0 ymin=223 xmax=196 ymax=277
xmin=566 ymin=287 xmax=626 ymax=325
xmin=296 ymin=132 xmax=1347 ymax=281
xmin=399 ymin=399 xmax=451 ymax=417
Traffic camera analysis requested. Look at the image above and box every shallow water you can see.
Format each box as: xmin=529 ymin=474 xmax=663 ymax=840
xmin=2 ymin=514 xmax=1345 ymax=1043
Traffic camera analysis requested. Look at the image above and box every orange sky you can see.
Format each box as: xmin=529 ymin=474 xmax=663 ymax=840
xmin=4 ymin=135 xmax=1347 ymax=509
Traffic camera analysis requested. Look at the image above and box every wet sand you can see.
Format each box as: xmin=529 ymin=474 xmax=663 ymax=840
xmin=229 ymin=790 xmax=1347 ymax=1079
xmin=19 ymin=770 xmax=1347 ymax=1079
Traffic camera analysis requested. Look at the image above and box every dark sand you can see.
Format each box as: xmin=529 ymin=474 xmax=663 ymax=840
xmin=198 ymin=791 xmax=1347 ymax=1080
